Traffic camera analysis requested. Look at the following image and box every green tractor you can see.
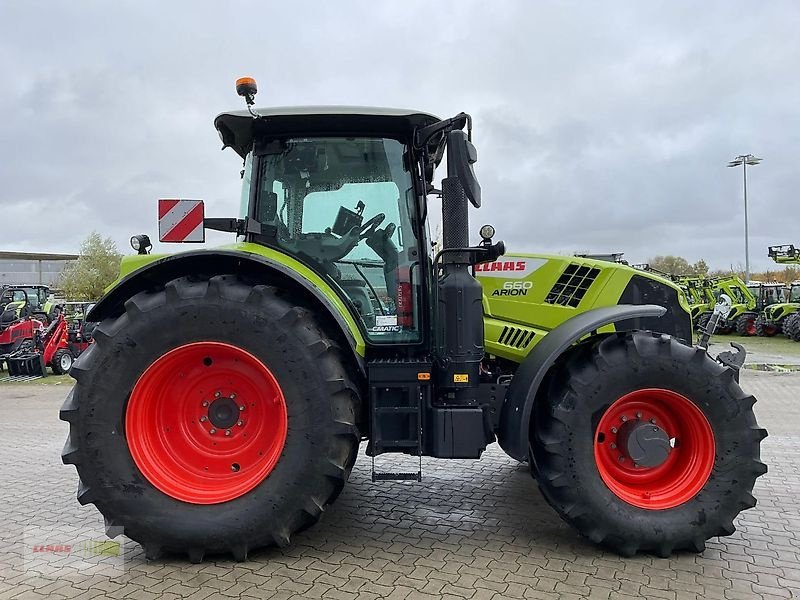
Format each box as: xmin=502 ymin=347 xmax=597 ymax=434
xmin=692 ymin=276 xmax=756 ymax=335
xmin=672 ymin=275 xmax=716 ymax=329
xmin=755 ymin=245 xmax=800 ymax=336
xmin=60 ymin=79 xmax=766 ymax=561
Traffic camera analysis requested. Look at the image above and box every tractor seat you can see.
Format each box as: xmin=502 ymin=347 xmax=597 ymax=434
xmin=0 ymin=307 xmax=19 ymax=326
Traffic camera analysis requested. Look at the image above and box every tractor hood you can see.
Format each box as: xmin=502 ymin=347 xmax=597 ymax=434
xmin=215 ymin=106 xmax=441 ymax=158
xmin=478 ymin=252 xmax=693 ymax=361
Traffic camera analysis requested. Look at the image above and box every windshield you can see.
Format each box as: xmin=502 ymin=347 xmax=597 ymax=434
xmin=1 ymin=290 xmax=26 ymax=305
xmin=791 ymin=285 xmax=800 ymax=303
xmin=253 ymin=136 xmax=421 ymax=343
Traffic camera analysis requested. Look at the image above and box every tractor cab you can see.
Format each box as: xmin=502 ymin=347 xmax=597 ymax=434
xmin=0 ymin=284 xmax=55 ymax=323
xmin=0 ymin=288 xmax=33 ymax=326
xmin=212 ymin=103 xmax=493 ymax=348
xmin=217 ymin=108 xmax=436 ymax=342
xmin=789 ymin=281 xmax=800 ymax=303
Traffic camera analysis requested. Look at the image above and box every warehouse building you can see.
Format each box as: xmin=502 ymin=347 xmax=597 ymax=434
xmin=0 ymin=251 xmax=78 ymax=287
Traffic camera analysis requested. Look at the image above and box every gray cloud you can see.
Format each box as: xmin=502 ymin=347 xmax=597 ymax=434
xmin=1 ymin=1 xmax=797 ymax=271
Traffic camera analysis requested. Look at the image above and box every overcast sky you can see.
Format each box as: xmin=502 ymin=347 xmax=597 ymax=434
xmin=1 ymin=1 xmax=798 ymax=272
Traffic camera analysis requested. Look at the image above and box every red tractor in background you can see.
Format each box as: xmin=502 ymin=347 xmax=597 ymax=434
xmin=0 ymin=301 xmax=94 ymax=378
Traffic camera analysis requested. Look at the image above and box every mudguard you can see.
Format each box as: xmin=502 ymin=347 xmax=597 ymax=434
xmin=497 ymin=304 xmax=666 ymax=461
xmin=87 ymin=248 xmax=367 ymax=373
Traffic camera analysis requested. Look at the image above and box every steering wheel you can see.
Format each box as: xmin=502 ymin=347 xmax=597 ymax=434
xmin=359 ymin=213 xmax=386 ymax=240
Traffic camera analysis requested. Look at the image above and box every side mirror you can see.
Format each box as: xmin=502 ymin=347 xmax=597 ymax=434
xmin=445 ymin=130 xmax=481 ymax=208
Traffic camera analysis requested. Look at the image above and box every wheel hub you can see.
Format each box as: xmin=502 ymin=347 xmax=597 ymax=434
xmin=616 ymin=419 xmax=671 ymax=468
xmin=208 ymin=396 xmax=240 ymax=429
xmin=593 ymin=388 xmax=715 ymax=510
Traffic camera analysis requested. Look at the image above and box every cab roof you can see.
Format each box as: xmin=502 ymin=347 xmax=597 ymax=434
xmin=214 ymin=106 xmax=441 ymax=158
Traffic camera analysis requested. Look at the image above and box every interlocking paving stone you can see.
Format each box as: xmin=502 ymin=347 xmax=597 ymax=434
xmin=0 ymin=370 xmax=798 ymax=599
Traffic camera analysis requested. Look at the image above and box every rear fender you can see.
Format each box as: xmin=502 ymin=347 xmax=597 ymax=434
xmin=497 ymin=304 xmax=666 ymax=461
xmin=88 ymin=249 xmax=367 ymax=374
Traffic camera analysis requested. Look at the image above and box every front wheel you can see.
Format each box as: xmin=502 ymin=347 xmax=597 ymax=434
xmin=694 ymin=312 xmax=711 ymax=333
xmin=51 ymin=348 xmax=74 ymax=374
xmin=784 ymin=313 xmax=800 ymax=342
xmin=531 ymin=331 xmax=767 ymax=556
xmin=755 ymin=314 xmax=778 ymax=337
xmin=735 ymin=313 xmax=757 ymax=337
xmin=60 ymin=275 xmax=361 ymax=562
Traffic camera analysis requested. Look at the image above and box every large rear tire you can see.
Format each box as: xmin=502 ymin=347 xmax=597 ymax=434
xmin=531 ymin=331 xmax=767 ymax=557
xmin=60 ymin=275 xmax=361 ymax=562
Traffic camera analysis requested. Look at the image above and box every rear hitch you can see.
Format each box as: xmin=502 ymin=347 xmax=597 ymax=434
xmin=695 ymin=294 xmax=745 ymax=380
xmin=716 ymin=342 xmax=746 ymax=379
xmin=696 ymin=294 xmax=732 ymax=349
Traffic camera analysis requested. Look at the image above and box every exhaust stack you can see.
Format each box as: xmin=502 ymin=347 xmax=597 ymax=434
xmin=435 ymin=130 xmax=484 ymax=399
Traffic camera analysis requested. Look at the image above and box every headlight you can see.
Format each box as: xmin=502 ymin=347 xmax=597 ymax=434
xmin=130 ymin=234 xmax=152 ymax=255
xmin=479 ymin=224 xmax=496 ymax=241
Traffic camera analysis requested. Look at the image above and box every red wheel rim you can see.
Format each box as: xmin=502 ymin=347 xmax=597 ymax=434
xmin=593 ymin=389 xmax=715 ymax=510
xmin=745 ymin=320 xmax=756 ymax=336
xmin=126 ymin=342 xmax=287 ymax=504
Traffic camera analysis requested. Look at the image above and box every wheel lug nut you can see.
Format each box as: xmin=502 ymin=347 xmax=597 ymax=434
xmin=610 ymin=443 xmax=617 ymax=449
xmin=237 ymin=421 xmax=243 ymax=427
xmin=200 ymin=416 xmax=207 ymax=422
xmin=225 ymin=429 xmax=231 ymax=436
xmin=202 ymin=401 xmax=209 ymax=407
xmin=239 ymin=405 xmax=245 ymax=411
xmin=209 ymin=428 xmax=216 ymax=434
xmin=650 ymin=418 xmax=656 ymax=424
xmin=231 ymin=393 xmax=236 ymax=399
xmin=611 ymin=427 xmax=618 ymax=434
xmin=619 ymin=456 xmax=625 ymax=462
xmin=636 ymin=412 xmax=642 ymax=419
xmin=621 ymin=416 xmax=628 ymax=422
xmin=215 ymin=391 xmax=221 ymax=397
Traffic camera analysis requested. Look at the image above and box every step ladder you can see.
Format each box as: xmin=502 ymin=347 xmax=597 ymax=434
xmin=368 ymin=360 xmax=429 ymax=482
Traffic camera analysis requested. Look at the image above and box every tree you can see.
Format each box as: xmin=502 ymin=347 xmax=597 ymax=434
xmin=59 ymin=232 xmax=123 ymax=300
xmin=647 ymin=255 xmax=709 ymax=276
xmin=692 ymin=259 xmax=709 ymax=276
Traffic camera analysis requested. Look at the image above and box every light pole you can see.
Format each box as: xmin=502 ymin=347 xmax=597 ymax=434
xmin=727 ymin=154 xmax=763 ymax=284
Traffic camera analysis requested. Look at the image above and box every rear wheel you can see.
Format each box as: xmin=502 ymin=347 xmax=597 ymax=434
xmin=735 ymin=313 xmax=757 ymax=337
xmin=60 ymin=275 xmax=361 ymax=562
xmin=694 ymin=312 xmax=711 ymax=333
xmin=754 ymin=314 xmax=778 ymax=337
xmin=531 ymin=331 xmax=767 ymax=556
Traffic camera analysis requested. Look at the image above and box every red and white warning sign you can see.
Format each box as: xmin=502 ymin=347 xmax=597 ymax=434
xmin=158 ymin=199 xmax=205 ymax=243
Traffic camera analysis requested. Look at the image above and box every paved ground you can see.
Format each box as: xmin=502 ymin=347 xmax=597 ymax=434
xmin=0 ymin=370 xmax=798 ymax=600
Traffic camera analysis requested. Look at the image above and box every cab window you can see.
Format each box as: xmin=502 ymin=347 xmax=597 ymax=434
xmin=254 ymin=136 xmax=421 ymax=343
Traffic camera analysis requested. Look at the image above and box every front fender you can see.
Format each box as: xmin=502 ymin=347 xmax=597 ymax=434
xmin=88 ymin=246 xmax=367 ymax=372
xmin=497 ymin=304 xmax=666 ymax=461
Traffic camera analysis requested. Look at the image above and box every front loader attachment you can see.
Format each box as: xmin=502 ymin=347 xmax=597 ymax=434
xmin=6 ymin=351 xmax=46 ymax=379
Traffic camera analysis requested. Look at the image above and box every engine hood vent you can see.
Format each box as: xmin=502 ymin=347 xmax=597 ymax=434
xmin=498 ymin=325 xmax=536 ymax=349
xmin=545 ymin=263 xmax=600 ymax=307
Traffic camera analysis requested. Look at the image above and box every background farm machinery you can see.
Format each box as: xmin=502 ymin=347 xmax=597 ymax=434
xmin=0 ymin=296 xmax=94 ymax=378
